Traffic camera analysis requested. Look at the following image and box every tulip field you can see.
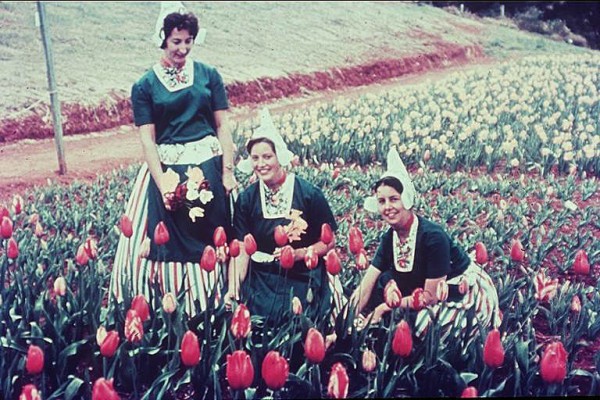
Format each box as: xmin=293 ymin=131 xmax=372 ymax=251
xmin=1 ymin=53 xmax=599 ymax=399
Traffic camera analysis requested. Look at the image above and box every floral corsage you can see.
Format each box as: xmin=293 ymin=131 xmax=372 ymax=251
xmin=162 ymin=167 xmax=214 ymax=222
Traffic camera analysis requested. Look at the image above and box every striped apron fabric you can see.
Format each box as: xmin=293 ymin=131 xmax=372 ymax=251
xmin=108 ymin=136 xmax=225 ymax=315
xmin=414 ymin=258 xmax=501 ymax=339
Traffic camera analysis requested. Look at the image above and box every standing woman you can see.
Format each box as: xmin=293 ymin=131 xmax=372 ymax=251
xmin=350 ymin=147 xmax=500 ymax=338
xmin=109 ymin=2 xmax=237 ymax=315
xmin=225 ymin=109 xmax=345 ymax=327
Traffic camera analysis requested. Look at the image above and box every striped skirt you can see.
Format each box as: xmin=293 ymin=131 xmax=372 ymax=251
xmin=414 ymin=260 xmax=501 ymax=339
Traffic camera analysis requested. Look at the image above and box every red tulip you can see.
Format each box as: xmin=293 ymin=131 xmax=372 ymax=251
xmin=304 ymin=328 xmax=326 ymax=363
xmin=0 ymin=205 xmax=8 ymax=220
xmin=475 ymin=241 xmax=488 ymax=264
xmin=119 ymin=215 xmax=133 ymax=238
xmin=461 ymin=386 xmax=478 ymax=398
xmin=229 ymin=239 xmax=241 ymax=258
xmin=0 ymin=216 xmax=12 ymax=239
xmin=510 ymin=239 xmax=525 ymax=262
xmin=362 ymin=349 xmax=377 ymax=373
xmin=226 ymin=350 xmax=255 ymax=390
xmin=325 ymin=249 xmax=341 ymax=275
xmin=348 ymin=226 xmax=364 ymax=255
xmin=53 ymin=276 xmax=67 ymax=296
xmin=327 ymin=362 xmax=349 ymax=399
xmin=124 ymin=309 xmax=144 ymax=343
xmin=261 ymin=350 xmax=289 ymax=390
xmin=131 ymin=295 xmax=150 ymax=322
xmin=92 ymin=378 xmax=120 ymax=400
xmin=483 ymin=329 xmax=505 ymax=368
xmin=244 ymin=233 xmax=257 ymax=256
xmin=100 ymin=330 xmax=120 ymax=358
xmin=572 ymin=249 xmax=590 ymax=275
xmin=180 ymin=330 xmax=201 ymax=367
xmin=7 ymin=237 xmax=19 ymax=259
xmin=274 ymin=225 xmax=288 ymax=247
xmin=154 ymin=221 xmax=170 ymax=246
xmin=570 ymin=295 xmax=581 ymax=313
xmin=540 ymin=341 xmax=568 ymax=384
xmin=355 ymin=248 xmax=369 ymax=270
xmin=384 ymin=280 xmax=402 ymax=308
xmin=200 ymin=245 xmax=217 ymax=272
xmin=533 ymin=270 xmax=559 ymax=302
xmin=292 ymin=296 xmax=303 ymax=315
xmin=279 ymin=245 xmax=295 ymax=269
xmin=75 ymin=243 xmax=89 ymax=266
xmin=84 ymin=237 xmax=98 ymax=259
xmin=304 ymin=246 xmax=318 ymax=270
xmin=213 ymin=226 xmax=227 ymax=247
xmin=162 ymin=292 xmax=177 ymax=314
xmin=392 ymin=320 xmax=413 ymax=357
xmin=25 ymin=345 xmax=44 ymax=374
xmin=19 ymin=384 xmax=41 ymax=400
xmin=411 ymin=287 xmax=426 ymax=311
xmin=320 ymin=223 xmax=334 ymax=245
xmin=12 ymin=194 xmax=23 ymax=215
xmin=231 ymin=303 xmax=251 ymax=339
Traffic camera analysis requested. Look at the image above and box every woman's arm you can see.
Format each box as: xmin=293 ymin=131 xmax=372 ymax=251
xmin=139 ymin=124 xmax=172 ymax=210
xmin=349 ymin=266 xmax=381 ymax=315
xmin=225 ymin=244 xmax=249 ymax=308
xmin=214 ymin=110 xmax=237 ymax=195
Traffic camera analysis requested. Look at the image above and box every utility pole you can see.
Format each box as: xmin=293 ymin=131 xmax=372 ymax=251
xmin=36 ymin=1 xmax=67 ymax=174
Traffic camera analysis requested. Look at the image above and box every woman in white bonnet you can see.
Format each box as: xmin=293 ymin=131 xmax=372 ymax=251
xmin=350 ymin=147 xmax=501 ymax=338
xmin=109 ymin=2 xmax=236 ymax=315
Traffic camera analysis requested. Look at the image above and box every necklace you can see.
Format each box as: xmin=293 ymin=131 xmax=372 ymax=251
xmin=264 ymin=172 xmax=287 ymax=205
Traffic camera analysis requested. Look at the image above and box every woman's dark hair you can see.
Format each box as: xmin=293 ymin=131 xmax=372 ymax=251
xmin=373 ymin=176 xmax=404 ymax=194
xmin=247 ymin=137 xmax=276 ymax=155
xmin=161 ymin=12 xmax=199 ymax=49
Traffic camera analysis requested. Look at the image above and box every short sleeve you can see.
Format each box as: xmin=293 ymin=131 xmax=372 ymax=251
xmin=371 ymin=230 xmax=391 ymax=272
xmin=131 ymin=82 xmax=153 ymax=126
xmin=423 ymin=231 xmax=451 ymax=279
xmin=209 ymin=67 xmax=229 ymax=111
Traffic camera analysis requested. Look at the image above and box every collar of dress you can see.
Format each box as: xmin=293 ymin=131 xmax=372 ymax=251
xmin=153 ymin=60 xmax=194 ymax=92
xmin=392 ymin=216 xmax=419 ymax=272
xmin=259 ymin=173 xmax=295 ymax=219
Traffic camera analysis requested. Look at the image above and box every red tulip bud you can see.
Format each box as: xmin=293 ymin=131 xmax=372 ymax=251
xmin=572 ymin=249 xmax=590 ymax=275
xmin=483 ymin=329 xmax=505 ymax=368
xmin=510 ymin=239 xmax=525 ymax=262
xmin=327 ymin=362 xmax=349 ymax=399
xmin=243 ymin=233 xmax=257 ymax=256
xmin=229 ymin=239 xmax=241 ymax=258
xmin=384 ymin=280 xmax=402 ymax=308
xmin=325 ymin=249 xmax=342 ymax=275
xmin=320 ymin=223 xmax=334 ymax=245
xmin=119 ymin=215 xmax=133 ymax=238
xmin=362 ymin=349 xmax=377 ymax=373
xmin=226 ymin=350 xmax=255 ymax=390
xmin=162 ymin=292 xmax=177 ymax=314
xmin=19 ymin=384 xmax=42 ymax=400
xmin=124 ymin=309 xmax=144 ymax=343
xmin=348 ymin=226 xmax=364 ymax=255
xmin=153 ymin=221 xmax=170 ymax=246
xmin=461 ymin=386 xmax=478 ymax=398
xmin=53 ymin=276 xmax=67 ymax=296
xmin=355 ymin=248 xmax=369 ymax=271
xmin=274 ymin=225 xmax=288 ymax=247
xmin=475 ymin=241 xmax=488 ymax=264
xmin=0 ymin=216 xmax=13 ymax=239
xmin=392 ymin=320 xmax=413 ymax=357
xmin=213 ymin=226 xmax=227 ymax=247
xmin=84 ymin=237 xmax=98 ymax=259
xmin=292 ymin=296 xmax=303 ymax=315
xmin=25 ymin=345 xmax=44 ymax=375
xmin=411 ymin=287 xmax=426 ymax=311
xmin=75 ymin=243 xmax=89 ymax=266
xmin=92 ymin=378 xmax=120 ymax=400
xmin=540 ymin=341 xmax=568 ymax=384
xmin=131 ymin=295 xmax=150 ymax=322
xmin=304 ymin=246 xmax=318 ymax=270
xmin=200 ymin=245 xmax=217 ymax=272
xmin=279 ymin=245 xmax=295 ymax=269
xmin=100 ymin=330 xmax=120 ymax=358
xmin=12 ymin=194 xmax=23 ymax=215
xmin=304 ymin=328 xmax=326 ymax=363
xmin=180 ymin=330 xmax=201 ymax=367
xmin=261 ymin=350 xmax=289 ymax=390
xmin=231 ymin=303 xmax=251 ymax=340
xmin=7 ymin=237 xmax=19 ymax=259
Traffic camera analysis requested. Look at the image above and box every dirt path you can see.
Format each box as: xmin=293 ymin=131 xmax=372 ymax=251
xmin=0 ymin=59 xmax=501 ymax=202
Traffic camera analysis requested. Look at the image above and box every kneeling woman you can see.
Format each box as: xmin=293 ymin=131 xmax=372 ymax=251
xmin=225 ymin=109 xmax=344 ymax=326
xmin=350 ymin=147 xmax=500 ymax=337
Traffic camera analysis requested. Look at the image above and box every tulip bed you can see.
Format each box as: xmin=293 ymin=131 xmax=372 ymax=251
xmin=1 ymin=53 xmax=599 ymax=399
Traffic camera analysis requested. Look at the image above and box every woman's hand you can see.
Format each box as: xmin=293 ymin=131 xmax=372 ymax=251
xmin=222 ymin=171 xmax=238 ymax=196
xmin=223 ymin=289 xmax=239 ymax=311
xmin=364 ymin=303 xmax=390 ymax=325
